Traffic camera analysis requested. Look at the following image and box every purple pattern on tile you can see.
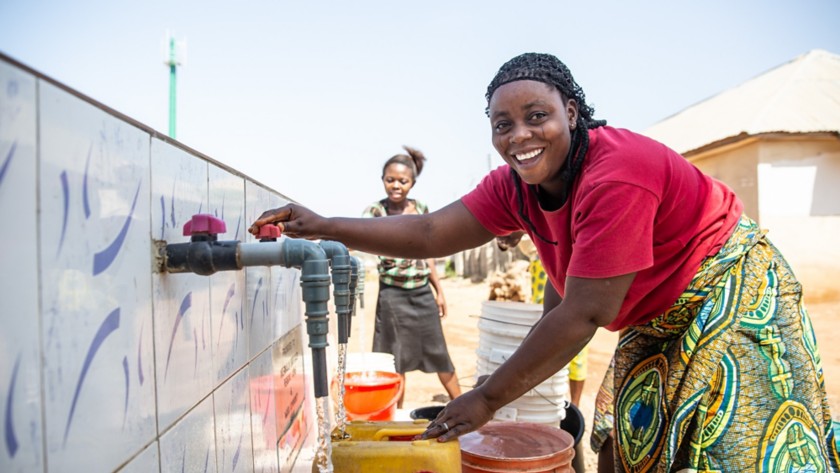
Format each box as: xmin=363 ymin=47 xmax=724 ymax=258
xmin=234 ymin=214 xmax=241 ymax=241
xmin=193 ymin=327 xmax=198 ymax=375
xmin=93 ymin=181 xmax=141 ymax=276
xmin=203 ymin=448 xmax=209 ymax=473
xmin=217 ymin=283 xmax=236 ymax=349
xmin=159 ymin=195 xmax=166 ymax=239
xmin=261 ymin=383 xmax=271 ymax=424
xmin=137 ymin=323 xmax=145 ymax=385
xmin=82 ymin=144 xmax=91 ymax=219
xmin=181 ymin=448 xmax=186 ymax=473
xmin=63 ymin=308 xmax=121 ymax=446
xmin=164 ymin=293 xmax=192 ymax=380
xmin=249 ymin=277 xmax=264 ymax=325
xmin=233 ymin=400 xmax=246 ymax=471
xmin=232 ymin=435 xmax=241 ymax=471
xmin=58 ymin=170 xmax=69 ymax=257
xmin=3 ymin=354 xmax=21 ymax=456
xmin=169 ymin=183 xmax=176 ymax=229
xmin=201 ymin=306 xmax=206 ymax=350
xmin=6 ymin=79 xmax=18 ymax=96
xmin=122 ymin=356 xmax=129 ymax=427
xmin=0 ymin=141 xmax=15 ymax=189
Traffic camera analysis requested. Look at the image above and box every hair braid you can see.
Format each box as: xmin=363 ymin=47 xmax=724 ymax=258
xmin=487 ymin=53 xmax=605 ymax=245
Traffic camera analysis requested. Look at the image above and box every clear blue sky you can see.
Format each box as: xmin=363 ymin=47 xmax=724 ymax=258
xmin=2 ymin=0 xmax=839 ymax=217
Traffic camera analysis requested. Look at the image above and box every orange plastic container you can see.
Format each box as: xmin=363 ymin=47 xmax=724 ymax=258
xmin=334 ymin=371 xmax=403 ymax=421
xmin=459 ymin=421 xmax=575 ymax=472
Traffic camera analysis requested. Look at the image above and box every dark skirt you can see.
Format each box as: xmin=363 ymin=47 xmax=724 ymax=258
xmin=372 ymin=283 xmax=456 ymax=374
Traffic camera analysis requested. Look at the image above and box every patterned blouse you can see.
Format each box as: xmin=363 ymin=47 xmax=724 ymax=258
xmin=362 ymin=198 xmax=431 ymax=289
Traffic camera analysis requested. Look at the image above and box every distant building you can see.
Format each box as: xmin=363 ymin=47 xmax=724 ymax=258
xmin=645 ymin=49 xmax=840 ymax=302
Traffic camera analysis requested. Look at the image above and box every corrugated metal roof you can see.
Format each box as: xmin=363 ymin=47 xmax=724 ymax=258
xmin=643 ymin=49 xmax=840 ymax=154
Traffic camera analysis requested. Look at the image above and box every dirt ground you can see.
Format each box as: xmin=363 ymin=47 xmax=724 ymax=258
xmin=349 ymin=274 xmax=840 ymax=472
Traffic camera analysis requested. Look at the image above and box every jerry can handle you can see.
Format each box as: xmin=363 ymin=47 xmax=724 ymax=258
xmin=372 ymin=427 xmax=427 ymax=441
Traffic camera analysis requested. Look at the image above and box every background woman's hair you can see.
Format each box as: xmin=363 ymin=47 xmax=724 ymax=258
xmin=382 ymin=145 xmax=426 ymax=180
xmin=485 ymin=52 xmax=607 ymax=245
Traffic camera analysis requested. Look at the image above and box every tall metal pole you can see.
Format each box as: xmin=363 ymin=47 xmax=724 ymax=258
xmin=167 ymin=37 xmax=177 ymax=139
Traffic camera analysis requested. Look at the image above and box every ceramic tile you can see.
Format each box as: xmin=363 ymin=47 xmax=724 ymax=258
xmin=244 ymin=183 xmax=273 ymax=359
xmin=3 ymin=53 xmax=320 ymax=472
xmin=265 ymin=193 xmax=301 ymax=342
xmin=208 ymin=164 xmax=247 ymax=385
xmin=159 ymin=395 xmax=217 ymax=473
xmin=37 ymin=81 xmax=156 ymax=472
xmin=117 ymin=442 xmax=160 ymax=473
xmin=286 ymin=326 xmax=319 ymax=473
xmin=213 ymin=368 xmax=254 ymax=473
xmin=249 ymin=348 xmax=285 ymax=473
xmin=272 ymin=328 xmax=308 ymax=473
xmin=271 ymin=267 xmax=303 ymax=346
xmin=150 ymin=138 xmax=214 ymax=431
xmin=0 ymin=58 xmax=44 ymax=473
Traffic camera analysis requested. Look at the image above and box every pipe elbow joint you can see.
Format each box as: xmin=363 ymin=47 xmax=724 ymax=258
xmin=281 ymin=239 xmax=328 ymax=269
xmin=318 ymin=240 xmax=350 ymax=259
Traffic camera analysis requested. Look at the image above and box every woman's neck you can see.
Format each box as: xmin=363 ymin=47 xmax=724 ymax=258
xmin=386 ymin=198 xmax=410 ymax=215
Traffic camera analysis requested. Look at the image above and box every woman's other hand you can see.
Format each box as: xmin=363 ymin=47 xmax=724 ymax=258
xmin=418 ymin=387 xmax=494 ymax=442
xmin=248 ymin=203 xmax=326 ymax=240
xmin=436 ymin=293 xmax=447 ymax=318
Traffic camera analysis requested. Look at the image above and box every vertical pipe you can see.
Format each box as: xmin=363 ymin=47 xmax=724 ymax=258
xmin=347 ymin=257 xmax=359 ymax=338
xmin=320 ymin=242 xmax=352 ymax=344
xmin=299 ymin=257 xmax=331 ymax=398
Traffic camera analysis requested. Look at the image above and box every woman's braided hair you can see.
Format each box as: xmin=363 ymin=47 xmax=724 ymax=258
xmin=382 ymin=145 xmax=426 ymax=181
xmin=485 ymin=53 xmax=606 ymax=245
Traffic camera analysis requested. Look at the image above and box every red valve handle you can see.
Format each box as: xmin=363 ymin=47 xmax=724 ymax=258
xmin=183 ymin=214 xmax=227 ymax=236
xmin=258 ymin=224 xmax=281 ymax=240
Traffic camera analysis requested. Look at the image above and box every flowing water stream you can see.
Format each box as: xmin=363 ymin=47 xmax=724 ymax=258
xmin=334 ymin=343 xmax=349 ymax=440
xmin=314 ymin=396 xmax=334 ymax=473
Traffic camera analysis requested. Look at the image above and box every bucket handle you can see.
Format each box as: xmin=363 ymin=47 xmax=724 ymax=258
xmin=372 ymin=427 xmax=427 ymax=441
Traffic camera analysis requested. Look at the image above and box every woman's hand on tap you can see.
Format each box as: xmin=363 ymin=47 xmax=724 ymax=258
xmin=248 ymin=203 xmax=327 ymax=240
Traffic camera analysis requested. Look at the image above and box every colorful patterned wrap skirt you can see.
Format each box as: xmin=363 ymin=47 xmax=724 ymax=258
xmin=591 ymin=216 xmax=839 ymax=472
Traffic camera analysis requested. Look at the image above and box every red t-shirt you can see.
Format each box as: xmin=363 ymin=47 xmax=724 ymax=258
xmin=462 ymin=126 xmax=743 ymax=331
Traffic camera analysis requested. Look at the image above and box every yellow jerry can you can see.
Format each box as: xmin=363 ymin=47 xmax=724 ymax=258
xmin=322 ymin=420 xmax=462 ymax=473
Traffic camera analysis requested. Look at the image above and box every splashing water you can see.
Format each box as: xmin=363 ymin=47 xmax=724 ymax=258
xmin=334 ymin=343 xmax=349 ymax=439
xmin=314 ymin=396 xmax=334 ymax=473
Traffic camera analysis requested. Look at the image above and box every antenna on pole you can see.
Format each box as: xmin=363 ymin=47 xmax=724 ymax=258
xmin=162 ymin=30 xmax=187 ymax=139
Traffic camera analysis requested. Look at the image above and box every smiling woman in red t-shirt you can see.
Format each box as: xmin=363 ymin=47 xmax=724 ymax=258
xmin=250 ymin=53 xmax=837 ymax=471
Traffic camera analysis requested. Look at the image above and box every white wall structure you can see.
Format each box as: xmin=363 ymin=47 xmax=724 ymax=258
xmin=1 ymin=54 xmax=320 ymax=472
xmin=644 ymin=50 xmax=840 ymax=302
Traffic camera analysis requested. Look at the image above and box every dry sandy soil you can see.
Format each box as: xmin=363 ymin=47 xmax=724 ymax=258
xmin=349 ymin=275 xmax=840 ymax=472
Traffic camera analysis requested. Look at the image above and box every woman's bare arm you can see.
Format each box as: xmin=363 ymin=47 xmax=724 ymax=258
xmin=423 ymin=272 xmax=635 ymax=441
xmin=250 ymin=200 xmax=494 ymax=259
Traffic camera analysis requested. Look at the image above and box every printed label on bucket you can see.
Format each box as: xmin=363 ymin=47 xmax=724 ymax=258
xmin=495 ymin=406 xmax=518 ymax=421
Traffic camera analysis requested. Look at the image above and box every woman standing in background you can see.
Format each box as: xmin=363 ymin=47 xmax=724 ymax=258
xmin=363 ymin=146 xmax=462 ymax=408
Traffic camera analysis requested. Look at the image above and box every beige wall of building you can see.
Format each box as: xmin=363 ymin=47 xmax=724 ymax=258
xmin=688 ymin=134 xmax=840 ymax=301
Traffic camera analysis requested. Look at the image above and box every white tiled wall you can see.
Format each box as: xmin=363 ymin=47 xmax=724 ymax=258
xmin=0 ymin=57 xmax=43 ymax=473
xmin=0 ymin=56 xmax=316 ymax=472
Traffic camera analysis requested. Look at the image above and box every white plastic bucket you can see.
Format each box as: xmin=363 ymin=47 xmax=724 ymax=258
xmin=346 ymin=352 xmax=397 ymax=374
xmin=476 ymin=301 xmax=569 ymax=426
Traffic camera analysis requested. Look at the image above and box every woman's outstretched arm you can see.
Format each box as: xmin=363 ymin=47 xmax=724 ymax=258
xmin=249 ymin=199 xmax=495 ymax=259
